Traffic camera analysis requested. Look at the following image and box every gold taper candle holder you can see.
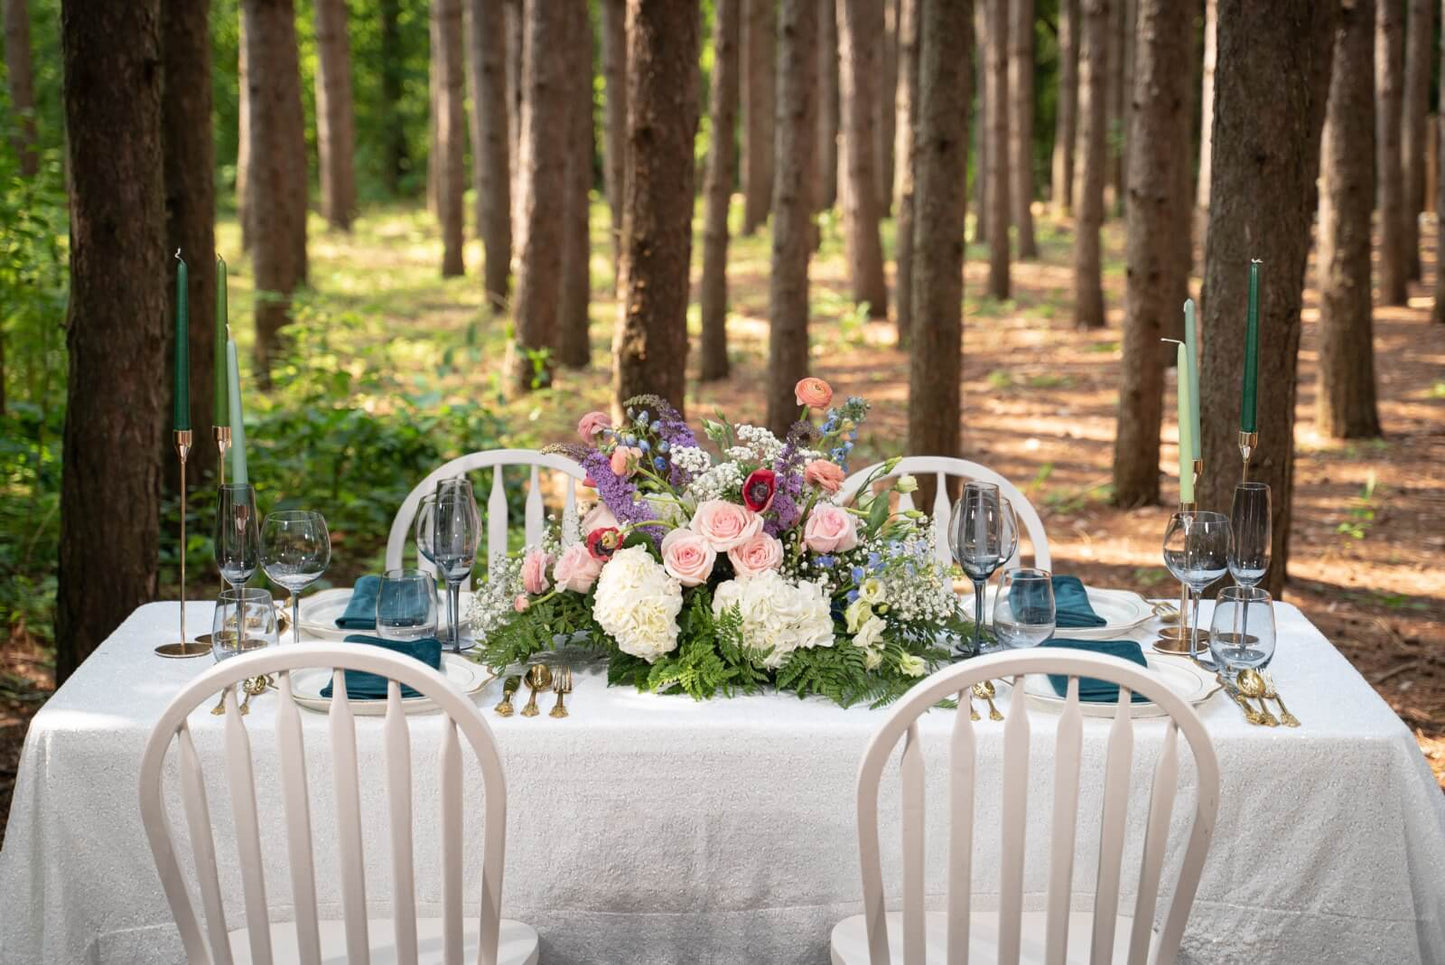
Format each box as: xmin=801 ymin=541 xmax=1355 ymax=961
xmin=1154 ymin=500 xmax=1209 ymax=657
xmin=214 ymin=425 xmax=232 ymax=486
xmin=1238 ymin=430 xmax=1258 ymax=483
xmin=156 ymin=430 xmax=209 ymax=658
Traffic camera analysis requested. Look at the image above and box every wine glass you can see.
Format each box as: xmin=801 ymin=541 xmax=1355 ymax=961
xmin=1162 ymin=511 xmax=1230 ymax=660
xmin=1228 ymin=482 xmax=1271 ymax=588
xmin=415 ymin=493 xmax=438 ymax=565
xmin=1209 ymin=586 xmax=1276 ymax=679
xmin=432 ymin=478 xmax=481 ymax=652
xmin=950 ymin=482 xmax=1016 ymax=655
xmin=261 ymin=510 xmax=331 ymax=645
xmin=377 ymin=568 xmax=439 ymax=642
xmin=211 ymin=587 xmax=278 ymax=661
xmin=993 ymin=567 xmax=1056 ymax=649
xmin=215 ymin=483 xmax=260 ymax=591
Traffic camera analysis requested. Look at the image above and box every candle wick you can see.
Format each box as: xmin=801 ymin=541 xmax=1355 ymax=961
xmin=1250 ymin=258 xmax=1263 ymax=265
xmin=226 ymin=324 xmax=234 ymax=340
xmin=1160 ymin=338 xmax=1184 ymax=346
xmin=174 ymin=249 xmax=183 ymax=261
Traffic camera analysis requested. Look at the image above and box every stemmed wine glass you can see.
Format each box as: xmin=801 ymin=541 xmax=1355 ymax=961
xmin=415 ymin=493 xmax=438 ymax=566
xmin=949 ymin=482 xmax=1019 ymax=656
xmin=215 ymin=483 xmax=260 ymax=592
xmin=432 ymin=478 xmax=481 ymax=652
xmin=1229 ymin=482 xmax=1271 ymax=588
xmin=261 ymin=510 xmax=332 ymax=645
xmin=1162 ymin=511 xmax=1230 ymax=661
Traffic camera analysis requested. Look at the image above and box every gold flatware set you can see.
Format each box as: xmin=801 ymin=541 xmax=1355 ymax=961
xmin=495 ymin=663 xmax=573 ymax=719
xmin=1222 ymin=668 xmax=1299 ymax=727
xmin=969 ymin=680 xmax=1004 ymax=722
xmin=209 ymin=675 xmax=270 ymax=716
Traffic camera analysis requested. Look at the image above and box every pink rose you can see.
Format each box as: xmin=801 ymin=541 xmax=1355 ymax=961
xmin=582 ymin=503 xmax=620 ymax=535
xmin=513 ymin=595 xmax=530 ymax=613
xmin=804 ymin=459 xmax=845 ymax=494
xmin=661 ymin=529 xmax=717 ymax=586
xmin=521 ymin=549 xmax=553 ymax=595
xmin=553 ymin=543 xmax=603 ymax=593
xmin=689 ymin=499 xmax=764 ymax=551
xmin=804 ymin=504 xmax=859 ymax=553
xmin=794 ymin=377 xmax=834 ymax=409
xmin=610 ymin=446 xmax=643 ymax=478
xmin=728 ymin=533 xmax=783 ymax=577
xmin=577 ymin=410 xmax=612 ymax=443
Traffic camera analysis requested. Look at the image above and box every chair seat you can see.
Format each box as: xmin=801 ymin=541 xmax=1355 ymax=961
xmin=830 ymin=910 xmax=1156 ymax=965
xmin=230 ymin=916 xmax=539 ymax=965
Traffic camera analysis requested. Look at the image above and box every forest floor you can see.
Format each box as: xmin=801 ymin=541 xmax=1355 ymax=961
xmin=2 ymin=200 xmax=1442 ymax=845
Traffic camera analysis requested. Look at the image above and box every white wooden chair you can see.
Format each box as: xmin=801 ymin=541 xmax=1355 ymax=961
xmin=386 ymin=448 xmax=589 ymax=583
xmin=841 ymin=457 xmax=1051 ymax=570
xmin=831 ymin=648 xmax=1220 ymax=965
xmin=138 ymin=643 xmax=539 ymax=965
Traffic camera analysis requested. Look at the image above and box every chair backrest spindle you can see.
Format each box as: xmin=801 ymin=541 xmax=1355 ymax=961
xmin=384 ymin=681 xmax=419 ymax=965
xmin=223 ymin=686 xmax=273 ymax=964
xmin=275 ymin=669 xmax=322 ymax=965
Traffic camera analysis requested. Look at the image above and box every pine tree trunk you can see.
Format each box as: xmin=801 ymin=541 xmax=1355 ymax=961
xmin=908 ymin=0 xmax=971 ymax=465
xmin=1376 ymin=0 xmax=1407 ymax=305
xmin=1195 ymin=0 xmax=1215 ymax=235
xmin=1198 ymin=0 xmax=1334 ymax=597
xmin=57 ymin=0 xmax=166 ymax=681
xmin=380 ymin=0 xmax=407 ymax=195
xmin=162 ymin=0 xmax=217 ymax=483
xmin=1400 ymin=0 xmax=1431 ymax=281
xmin=767 ymin=0 xmax=818 ymax=435
xmin=878 ymin=0 xmax=896 ymax=217
xmin=1103 ymin=0 xmax=1123 ymax=212
xmin=985 ymin=0 xmax=1010 ymax=298
xmin=428 ymin=45 xmax=439 ymax=216
xmin=1436 ymin=4 xmax=1445 ymax=326
xmin=1051 ymin=0 xmax=1078 ymax=218
xmin=510 ymin=0 xmax=567 ymax=393
xmin=1116 ymin=0 xmax=1134 ymax=212
xmin=972 ymin=1 xmax=988 ymax=245
xmin=1112 ymin=0 xmax=1192 ymax=507
xmin=506 ymin=0 xmax=525 ymax=257
xmin=700 ymin=0 xmax=741 ymax=383
xmin=1073 ymin=0 xmax=1108 ymax=329
xmin=838 ymin=0 xmax=889 ymax=316
xmin=3 ymin=0 xmax=37 ymax=175
xmin=1318 ymin=0 xmax=1381 ymax=439
xmin=742 ymin=0 xmax=776 ymax=234
xmin=435 ymin=0 xmax=466 ymax=277
xmin=315 ymin=0 xmax=357 ymax=231
xmin=893 ymin=0 xmax=919 ymax=345
xmin=557 ymin=0 xmax=593 ymax=368
xmin=601 ymin=0 xmax=627 ymax=269
xmin=244 ymin=0 xmax=309 ymax=385
xmin=1010 ymin=0 xmax=1037 ymax=258
xmin=237 ymin=13 xmax=252 ymax=251
xmin=468 ymin=0 xmax=511 ymax=312
xmin=816 ymin=0 xmax=839 ymax=211
xmin=612 ymin=0 xmax=701 ymax=415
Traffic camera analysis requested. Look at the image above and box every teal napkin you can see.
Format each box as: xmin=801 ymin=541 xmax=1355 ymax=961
xmin=1051 ymin=575 xmax=1107 ymax=628
xmin=334 ymin=576 xmax=381 ymax=630
xmin=319 ymin=634 xmax=443 ymax=700
xmin=1040 ymin=638 xmax=1148 ymax=703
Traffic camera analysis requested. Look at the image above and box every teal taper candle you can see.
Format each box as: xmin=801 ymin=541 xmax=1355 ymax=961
xmin=1242 ymin=260 xmax=1261 ymax=433
xmin=172 ymin=251 xmax=190 ymax=430
xmin=215 ymin=255 xmax=229 ymax=428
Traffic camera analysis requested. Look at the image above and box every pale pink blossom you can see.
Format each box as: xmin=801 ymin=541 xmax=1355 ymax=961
xmin=521 ymin=549 xmax=553 ymax=595
xmin=689 ymin=500 xmax=764 ymax=551
xmin=660 ymin=529 xmax=717 ymax=586
xmin=513 ymin=595 xmax=530 ymax=613
xmin=577 ymin=411 xmax=611 ymax=443
xmin=804 ymin=459 xmax=845 ymax=494
xmin=610 ymin=446 xmax=643 ymax=478
xmin=804 ymin=504 xmax=860 ymax=553
xmin=581 ymin=503 xmax=620 ymax=536
xmin=727 ymin=533 xmax=783 ymax=577
xmin=553 ymin=543 xmax=604 ymax=593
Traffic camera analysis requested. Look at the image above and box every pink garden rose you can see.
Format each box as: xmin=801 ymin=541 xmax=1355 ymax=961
xmin=577 ymin=411 xmax=611 ymax=443
xmin=804 ymin=504 xmax=860 ymax=553
xmin=521 ymin=549 xmax=553 ymax=595
xmin=661 ymin=529 xmax=717 ymax=586
xmin=610 ymin=446 xmax=643 ymax=478
xmin=553 ymin=542 xmax=604 ymax=593
xmin=689 ymin=500 xmax=763 ymax=551
xmin=513 ymin=595 xmax=530 ymax=613
xmin=728 ymin=532 xmax=783 ymax=577
xmin=804 ymin=459 xmax=845 ymax=494
xmin=582 ymin=503 xmax=620 ymax=535
xmin=794 ymin=377 xmax=834 ymax=410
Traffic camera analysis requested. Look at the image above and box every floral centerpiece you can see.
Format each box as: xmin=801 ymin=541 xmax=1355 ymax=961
xmin=470 ymin=380 xmax=966 ymax=707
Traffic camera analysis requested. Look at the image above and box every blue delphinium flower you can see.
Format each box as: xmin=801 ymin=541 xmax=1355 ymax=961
xmin=638 ymin=439 xmax=651 ymax=452
xmin=851 ymin=566 xmax=866 ymax=582
xmin=653 ymin=456 xmax=667 ymax=471
xmin=637 ymin=410 xmax=650 ymax=426
xmin=846 ymin=589 xmax=860 ymax=603
xmin=816 ymin=555 xmax=836 ymax=568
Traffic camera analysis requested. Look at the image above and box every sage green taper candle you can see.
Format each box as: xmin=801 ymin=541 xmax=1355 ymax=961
xmin=1242 ymin=260 xmax=1261 ymax=433
xmin=215 ymin=255 xmax=229 ymax=428
xmin=172 ymin=251 xmax=190 ymax=430
xmin=1184 ymin=299 xmax=1200 ymax=461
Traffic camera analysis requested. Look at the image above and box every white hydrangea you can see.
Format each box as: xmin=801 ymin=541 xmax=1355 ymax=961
xmin=669 ymin=445 xmax=713 ymax=476
xmin=685 ymin=460 xmax=745 ymax=504
xmin=713 ymin=571 xmax=836 ymax=669
xmin=591 ymin=546 xmax=683 ymax=663
xmin=734 ymin=424 xmax=785 ymax=463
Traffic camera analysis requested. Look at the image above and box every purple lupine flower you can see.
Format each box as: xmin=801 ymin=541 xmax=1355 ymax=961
xmin=765 ymin=419 xmax=814 ymax=535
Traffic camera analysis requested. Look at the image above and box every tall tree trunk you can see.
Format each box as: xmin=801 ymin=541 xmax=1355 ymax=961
xmin=701 ymin=0 xmax=741 ymax=383
xmin=1195 ymin=0 xmax=1215 ymax=239
xmin=601 ymin=0 xmax=627 ymax=269
xmin=1376 ymin=0 xmax=1407 ymax=305
xmin=237 ymin=14 xmax=252 ymax=251
xmin=506 ymin=0 xmax=523 ymax=238
xmin=893 ymin=0 xmax=920 ymax=345
xmin=838 ymin=0 xmax=889 ymax=316
xmin=428 ymin=41 xmax=439 ymax=215
xmin=468 ymin=0 xmax=511 ymax=312
xmin=1073 ymin=0 xmax=1108 ymax=328
xmin=1318 ymin=0 xmax=1381 ymax=439
xmin=908 ymin=0 xmax=971 ymax=465
xmin=742 ymin=0 xmax=776 ymax=234
xmin=1116 ymin=0 xmax=1134 ymax=212
xmin=1010 ymin=0 xmax=1037 ymax=258
xmin=1436 ymin=2 xmax=1445 ymax=325
xmin=972 ymin=1 xmax=988 ymax=245
xmin=244 ymin=0 xmax=309 ymax=385
xmin=162 ymin=0 xmax=217 ymax=483
xmin=1112 ymin=0 xmax=1192 ymax=507
xmin=878 ymin=0 xmax=897 ymax=217
xmin=1103 ymin=0 xmax=1123 ymax=211
xmin=510 ymin=0 xmax=567 ymax=392
xmin=3 ymin=0 xmax=37 ymax=175
xmin=1198 ymin=0 xmax=1334 ymax=598
xmin=558 ymin=0 xmax=593 ymax=368
xmin=816 ymin=0 xmax=839 ymax=211
xmin=434 ymin=0 xmax=466 ymax=277
xmin=1401 ymin=0 xmax=1431 ymax=281
xmin=985 ymin=0 xmax=1009 ymax=297
xmin=1051 ymin=0 xmax=1079 ymax=218
xmin=57 ymin=0 xmax=166 ymax=681
xmin=767 ymin=0 xmax=817 ymax=434
xmin=315 ymin=0 xmax=356 ymax=231
xmin=380 ymin=0 xmax=407 ymax=194
xmin=612 ymin=0 xmax=701 ymax=415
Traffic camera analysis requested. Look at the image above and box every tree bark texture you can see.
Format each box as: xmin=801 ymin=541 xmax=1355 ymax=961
xmin=237 ymin=13 xmax=252 ymax=250
xmin=1112 ymin=0 xmax=1192 ymax=507
xmin=1051 ymin=0 xmax=1078 ymax=218
xmin=244 ymin=0 xmax=309 ymax=384
xmin=1317 ymin=0 xmax=1382 ymax=439
xmin=1116 ymin=0 xmax=1134 ymax=212
xmin=1195 ymin=0 xmax=1215 ymax=220
xmin=879 ymin=0 xmax=896 ymax=217
xmin=1198 ymin=0 xmax=1334 ymax=597
xmin=434 ymin=0 xmax=466 ymax=277
xmin=468 ymin=0 xmax=511 ymax=312
xmin=1400 ymin=0 xmax=1431 ymax=281
xmin=506 ymin=0 xmax=524 ymax=251
xmin=1010 ymin=0 xmax=1037 ymax=258
xmin=985 ymin=0 xmax=1010 ymax=298
xmin=838 ymin=0 xmax=889 ymax=316
xmin=1103 ymin=0 xmax=1123 ymax=211
xmin=907 ymin=0 xmax=971 ymax=465
xmin=1436 ymin=0 xmax=1445 ymax=325
xmin=972 ymin=1 xmax=988 ymax=245
xmin=1073 ymin=0 xmax=1108 ymax=328
xmin=816 ymin=0 xmax=839 ymax=210
xmin=611 ymin=0 xmax=701 ymax=415
xmin=601 ymin=0 xmax=627 ymax=268
xmin=893 ymin=0 xmax=919 ymax=345
xmin=558 ymin=0 xmax=593 ymax=368
xmin=700 ymin=0 xmax=741 ymax=383
xmin=57 ymin=0 xmax=166 ymax=681
xmin=380 ymin=0 xmax=407 ymax=194
xmin=742 ymin=0 xmax=776 ymax=234
xmin=1375 ymin=0 xmax=1407 ymax=305
xmin=314 ymin=0 xmax=357 ymax=231
xmin=766 ymin=0 xmax=817 ymax=435
xmin=3 ymin=0 xmax=37 ymax=175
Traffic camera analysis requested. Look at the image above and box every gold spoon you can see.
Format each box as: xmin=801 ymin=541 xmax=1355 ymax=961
xmin=1220 ymin=675 xmax=1263 ymax=725
xmin=1236 ymin=669 xmax=1279 ymax=727
xmin=210 ymin=686 xmax=230 ymax=716
xmin=494 ymin=675 xmax=522 ymax=717
xmin=972 ymin=681 xmax=1004 ymax=721
xmin=238 ymin=675 xmax=268 ymax=716
xmin=520 ymin=664 xmax=553 ymax=718
xmin=1261 ymin=671 xmax=1300 ymax=727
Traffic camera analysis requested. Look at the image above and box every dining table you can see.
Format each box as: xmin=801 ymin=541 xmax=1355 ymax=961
xmin=1 ymin=598 xmax=1442 ymax=965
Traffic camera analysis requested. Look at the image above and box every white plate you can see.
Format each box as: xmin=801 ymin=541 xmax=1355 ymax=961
xmin=961 ymin=585 xmax=1155 ymax=640
xmin=297 ymin=587 xmax=474 ymax=642
xmin=1019 ymin=654 xmax=1220 ymax=718
xmin=286 ymin=653 xmax=494 ymax=715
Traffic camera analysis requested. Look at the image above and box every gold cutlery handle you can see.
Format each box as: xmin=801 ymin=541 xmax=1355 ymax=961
xmin=549 ymin=690 xmax=568 ymax=719
xmin=520 ymin=685 xmax=541 ymax=717
xmin=1272 ymin=693 xmax=1301 ymax=727
xmin=1231 ymin=691 xmax=1263 ymax=726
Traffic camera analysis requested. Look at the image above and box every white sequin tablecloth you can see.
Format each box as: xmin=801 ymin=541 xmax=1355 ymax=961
xmin=1 ymin=601 xmax=1442 ymax=964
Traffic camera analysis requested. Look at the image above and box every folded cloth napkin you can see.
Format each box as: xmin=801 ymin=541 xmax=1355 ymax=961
xmin=1040 ymin=638 xmax=1148 ymax=703
xmin=319 ymin=634 xmax=443 ymax=700
xmin=1050 ymin=575 xmax=1107 ymax=628
xmin=334 ymin=576 xmax=381 ymax=630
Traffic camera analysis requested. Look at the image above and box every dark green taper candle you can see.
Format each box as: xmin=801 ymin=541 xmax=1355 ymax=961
xmin=215 ymin=255 xmax=229 ymax=428
xmin=172 ymin=251 xmax=190 ymax=430
xmin=1241 ymin=259 xmax=1261 ymax=433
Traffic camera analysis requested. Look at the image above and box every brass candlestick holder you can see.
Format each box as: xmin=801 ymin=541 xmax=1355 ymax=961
xmin=1238 ymin=429 xmax=1258 ymax=483
xmin=156 ymin=430 xmax=209 ymax=658
xmin=1155 ymin=459 xmax=1209 ymax=657
xmin=214 ymin=424 xmax=232 ymax=486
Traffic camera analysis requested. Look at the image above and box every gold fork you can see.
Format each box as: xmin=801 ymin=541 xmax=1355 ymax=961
xmin=550 ymin=666 xmax=573 ymax=718
xmin=1261 ymin=671 xmax=1301 ymax=727
xmin=972 ymin=681 xmax=1003 ymax=721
